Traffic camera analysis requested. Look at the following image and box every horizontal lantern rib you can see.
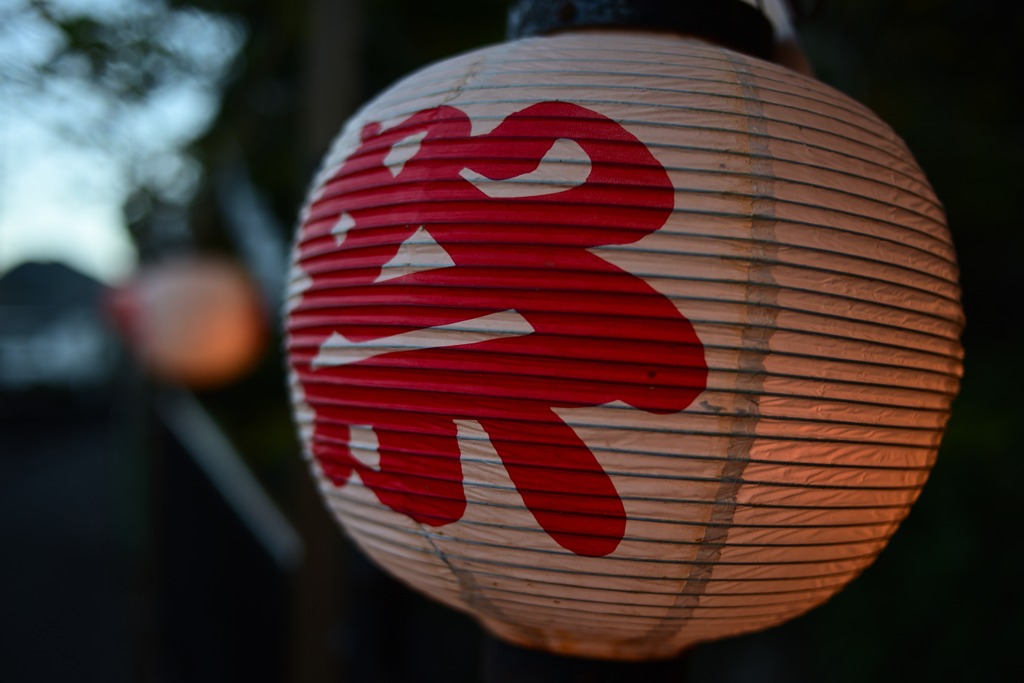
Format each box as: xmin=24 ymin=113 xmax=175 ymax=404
xmin=351 ymin=95 xmax=939 ymax=202
xmin=292 ymin=310 xmax=962 ymax=363
xmin=299 ymin=215 xmax=954 ymax=296
xmin=295 ymin=376 xmax=955 ymax=430
xmin=331 ymin=492 xmax=901 ymax=550
xmin=380 ymin=570 xmax=842 ymax=612
xmin=291 ymin=308 xmax=961 ymax=372
xmin=372 ymin=72 xmax=918 ymax=169
xmin=295 ymin=353 xmax=959 ymax=405
xmin=342 ymin=523 xmax=886 ymax=578
xmin=315 ymin=430 xmax=935 ymax=487
xmin=403 ymin=50 xmax=848 ymax=104
xmin=321 ymin=486 xmax=913 ymax=528
xmin=374 ymin=554 xmax=860 ymax=598
xmin=325 ymin=484 xmax=915 ymax=525
xmin=401 ymin=583 xmax=839 ymax=616
xmin=301 ymin=215 xmax=958 ymax=296
xmin=299 ymin=390 xmax=955 ymax=437
xmin=291 ymin=322 xmax=961 ymax=386
xmin=316 ymin=461 xmax=925 ymax=510
xmin=296 ymin=254 xmax=959 ymax=321
xmin=346 ymin=513 xmax=897 ymax=554
xmin=306 ymin=174 xmax=947 ymax=261
xmin=328 ymin=131 xmax=941 ymax=227
xmin=347 ymin=528 xmax=875 ymax=583
xmin=323 ymin=130 xmax=943 ymax=228
xmin=295 ymin=360 xmax=958 ymax=407
xmin=289 ymin=316 xmax=957 ymax=377
xmin=298 ymin=376 xmax=955 ymax=432
xmin=294 ymin=273 xmax=961 ymax=336
xmin=323 ymin=139 xmax=946 ymax=240
xmin=330 ymin=462 xmax=927 ymax=501
xmin=468 ymin=602 xmax=816 ymax=626
xmin=388 ymin=47 xmax=885 ymax=127
xmin=420 ymin=64 xmax=879 ymax=130
xmin=294 ymin=289 xmax=961 ymax=350
xmin=300 ymin=389 xmax=956 ymax=437
xmin=298 ymin=381 xmax=957 ymax=429
xmin=394 ymin=578 xmax=832 ymax=617
xmin=298 ymin=405 xmax=938 ymax=473
xmin=371 ymin=575 xmax=834 ymax=626
xmin=291 ymin=323 xmax=961 ymax=377
xmin=313 ymin=446 xmax=935 ymax=491
xmin=366 ymin=559 xmax=872 ymax=594
xmin=350 ymin=552 xmax=870 ymax=591
xmin=292 ymin=257 xmax=960 ymax=333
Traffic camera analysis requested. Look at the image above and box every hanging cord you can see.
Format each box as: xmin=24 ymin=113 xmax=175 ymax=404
xmin=785 ymin=0 xmax=824 ymax=24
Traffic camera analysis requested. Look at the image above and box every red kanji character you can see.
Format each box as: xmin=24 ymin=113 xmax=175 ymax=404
xmin=289 ymin=102 xmax=707 ymax=556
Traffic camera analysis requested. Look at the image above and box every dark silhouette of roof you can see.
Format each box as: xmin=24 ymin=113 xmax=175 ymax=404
xmin=0 ymin=260 xmax=105 ymax=309
xmin=0 ymin=261 xmax=118 ymax=391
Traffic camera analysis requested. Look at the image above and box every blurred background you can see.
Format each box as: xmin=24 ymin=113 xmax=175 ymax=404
xmin=0 ymin=1 xmax=1019 ymax=681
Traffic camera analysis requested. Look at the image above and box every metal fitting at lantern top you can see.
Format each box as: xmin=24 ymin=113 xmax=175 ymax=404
xmin=507 ymin=0 xmax=775 ymax=59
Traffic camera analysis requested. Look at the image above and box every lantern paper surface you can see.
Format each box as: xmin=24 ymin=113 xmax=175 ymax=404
xmin=286 ymin=31 xmax=963 ymax=660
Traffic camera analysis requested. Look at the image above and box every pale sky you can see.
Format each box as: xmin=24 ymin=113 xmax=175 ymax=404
xmin=0 ymin=113 xmax=137 ymax=282
xmin=0 ymin=0 xmax=242 ymax=284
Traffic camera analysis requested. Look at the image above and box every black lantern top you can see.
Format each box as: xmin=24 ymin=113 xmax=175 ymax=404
xmin=507 ymin=0 xmax=776 ymax=60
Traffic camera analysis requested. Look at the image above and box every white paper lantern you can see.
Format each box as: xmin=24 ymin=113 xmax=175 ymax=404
xmin=285 ymin=31 xmax=963 ymax=660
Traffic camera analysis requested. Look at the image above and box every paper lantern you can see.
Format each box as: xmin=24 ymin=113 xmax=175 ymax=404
xmin=112 ymin=256 xmax=267 ymax=388
xmin=285 ymin=30 xmax=963 ymax=660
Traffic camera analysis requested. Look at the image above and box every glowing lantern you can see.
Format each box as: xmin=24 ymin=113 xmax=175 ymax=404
xmin=285 ymin=26 xmax=963 ymax=660
xmin=112 ymin=256 xmax=268 ymax=388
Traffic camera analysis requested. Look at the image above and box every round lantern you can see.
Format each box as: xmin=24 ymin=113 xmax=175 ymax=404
xmin=112 ymin=255 xmax=268 ymax=388
xmin=285 ymin=28 xmax=963 ymax=660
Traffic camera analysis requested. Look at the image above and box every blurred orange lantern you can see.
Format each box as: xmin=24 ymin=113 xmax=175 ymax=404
xmin=112 ymin=255 xmax=267 ymax=389
xmin=285 ymin=15 xmax=963 ymax=661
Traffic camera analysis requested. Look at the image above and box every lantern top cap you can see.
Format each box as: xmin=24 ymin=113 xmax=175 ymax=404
xmin=506 ymin=0 xmax=775 ymax=60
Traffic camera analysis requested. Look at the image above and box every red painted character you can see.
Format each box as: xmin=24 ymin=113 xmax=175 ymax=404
xmin=289 ymin=102 xmax=707 ymax=556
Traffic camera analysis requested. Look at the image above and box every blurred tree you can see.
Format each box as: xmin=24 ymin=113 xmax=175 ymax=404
xmin=0 ymin=0 xmax=246 ymax=259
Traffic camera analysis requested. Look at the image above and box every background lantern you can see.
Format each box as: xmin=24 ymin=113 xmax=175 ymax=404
xmin=111 ymin=255 xmax=268 ymax=389
xmin=285 ymin=23 xmax=963 ymax=662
